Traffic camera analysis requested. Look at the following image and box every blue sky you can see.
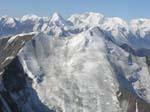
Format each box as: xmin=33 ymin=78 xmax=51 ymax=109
xmin=0 ymin=0 xmax=149 ymax=21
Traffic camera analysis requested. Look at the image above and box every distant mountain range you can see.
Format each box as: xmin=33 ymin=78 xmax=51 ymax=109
xmin=0 ymin=12 xmax=150 ymax=49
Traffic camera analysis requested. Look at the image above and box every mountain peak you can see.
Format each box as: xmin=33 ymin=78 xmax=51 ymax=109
xmin=0 ymin=16 xmax=17 ymax=27
xmin=51 ymin=12 xmax=62 ymax=21
xmin=49 ymin=12 xmax=66 ymax=26
xmin=68 ymin=12 xmax=105 ymax=26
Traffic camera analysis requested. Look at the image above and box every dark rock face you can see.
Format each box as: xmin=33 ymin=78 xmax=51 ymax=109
xmin=0 ymin=34 xmax=54 ymax=112
xmin=121 ymin=44 xmax=150 ymax=57
xmin=117 ymin=87 xmax=150 ymax=112
xmin=3 ymin=57 xmax=26 ymax=91
xmin=120 ymin=44 xmax=137 ymax=56
xmin=0 ymin=56 xmax=54 ymax=112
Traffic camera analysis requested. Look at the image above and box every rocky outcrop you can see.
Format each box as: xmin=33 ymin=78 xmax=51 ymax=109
xmin=0 ymin=33 xmax=54 ymax=112
xmin=0 ymin=33 xmax=35 ymax=72
xmin=0 ymin=56 xmax=54 ymax=112
xmin=117 ymin=87 xmax=150 ymax=112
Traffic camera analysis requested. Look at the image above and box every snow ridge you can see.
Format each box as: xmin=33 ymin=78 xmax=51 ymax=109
xmin=0 ymin=12 xmax=150 ymax=49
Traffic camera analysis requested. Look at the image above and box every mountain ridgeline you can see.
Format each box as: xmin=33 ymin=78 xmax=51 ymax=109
xmin=0 ymin=12 xmax=150 ymax=112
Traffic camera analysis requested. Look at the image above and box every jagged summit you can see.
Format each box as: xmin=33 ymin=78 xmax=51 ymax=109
xmin=49 ymin=12 xmax=67 ymax=26
xmin=50 ymin=12 xmax=63 ymax=22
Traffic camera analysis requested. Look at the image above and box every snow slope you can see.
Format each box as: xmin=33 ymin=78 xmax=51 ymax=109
xmin=18 ymin=26 xmax=150 ymax=112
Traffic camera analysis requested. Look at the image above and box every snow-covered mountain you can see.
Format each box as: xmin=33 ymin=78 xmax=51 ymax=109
xmin=0 ymin=12 xmax=150 ymax=112
xmin=0 ymin=12 xmax=150 ymax=49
